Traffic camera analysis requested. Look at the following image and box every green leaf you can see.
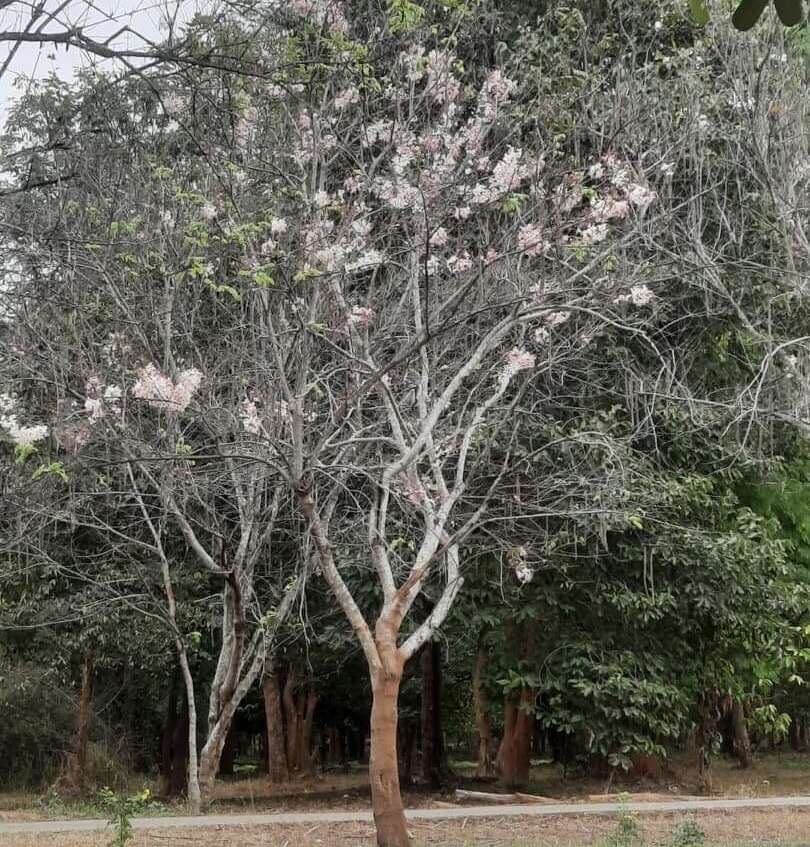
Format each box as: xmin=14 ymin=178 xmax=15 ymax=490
xmin=32 ymin=462 xmax=68 ymax=483
xmin=732 ymin=0 xmax=770 ymax=30
xmin=689 ymin=0 xmax=711 ymax=25
xmin=14 ymin=443 xmax=37 ymax=464
xmin=209 ymin=282 xmax=241 ymax=301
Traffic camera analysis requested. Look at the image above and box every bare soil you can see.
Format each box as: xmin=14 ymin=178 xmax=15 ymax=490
xmin=2 ymin=808 xmax=810 ymax=846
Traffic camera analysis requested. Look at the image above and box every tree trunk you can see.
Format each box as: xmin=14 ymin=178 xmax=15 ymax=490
xmin=299 ymin=686 xmax=319 ymax=777
xmin=61 ymin=649 xmax=95 ymax=795
xmin=263 ymin=672 xmax=289 ymax=783
xmin=499 ymin=688 xmax=534 ymax=791
xmin=177 ymin=647 xmax=202 ymax=813
xmin=197 ymin=698 xmax=240 ymax=798
xmin=159 ymin=675 xmax=179 ymax=797
xmin=370 ymin=662 xmax=409 ymax=847
xmin=732 ymin=699 xmax=753 ymax=769
xmin=473 ymin=643 xmax=495 ymax=778
xmin=497 ymin=698 xmax=517 ymax=782
xmin=218 ymin=724 xmax=236 ymax=776
xmin=169 ymin=699 xmax=189 ymax=798
xmin=790 ymin=715 xmax=801 ymax=751
xmin=420 ymin=640 xmax=445 ymax=790
xmin=283 ymin=669 xmax=300 ymax=774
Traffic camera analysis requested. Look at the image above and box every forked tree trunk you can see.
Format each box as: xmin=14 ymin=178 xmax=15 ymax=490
xmin=263 ymin=672 xmax=289 ymax=783
xmin=473 ymin=643 xmax=495 ymax=778
xmin=370 ymin=661 xmax=409 ymax=847
xmin=218 ymin=724 xmax=236 ymax=776
xmin=732 ymin=699 xmax=753 ymax=769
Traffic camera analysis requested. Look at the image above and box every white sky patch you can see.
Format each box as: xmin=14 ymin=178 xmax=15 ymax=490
xmin=0 ymin=0 xmax=207 ymax=125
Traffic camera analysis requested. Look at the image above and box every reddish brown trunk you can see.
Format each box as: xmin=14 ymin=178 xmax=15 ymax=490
xmin=370 ymin=663 xmax=409 ymax=847
xmin=499 ymin=688 xmax=535 ymax=791
xmin=732 ymin=699 xmax=753 ymax=769
xmin=263 ymin=672 xmax=289 ymax=783
xmin=473 ymin=644 xmax=495 ymax=778
xmin=60 ymin=649 xmax=95 ymax=795
xmin=75 ymin=649 xmax=94 ymax=789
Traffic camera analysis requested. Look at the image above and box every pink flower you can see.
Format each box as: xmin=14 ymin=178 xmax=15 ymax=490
xmin=446 ymin=252 xmax=473 ymax=274
xmin=505 ymin=348 xmax=536 ymax=373
xmin=517 ymin=223 xmax=548 ymax=256
xmin=349 ymin=305 xmax=375 ymax=327
xmin=131 ymin=364 xmax=202 ymax=414
xmin=240 ymin=400 xmax=262 ymax=435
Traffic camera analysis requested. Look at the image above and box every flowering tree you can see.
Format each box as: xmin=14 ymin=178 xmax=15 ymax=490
xmin=4 ymin=0 xmax=810 ymax=843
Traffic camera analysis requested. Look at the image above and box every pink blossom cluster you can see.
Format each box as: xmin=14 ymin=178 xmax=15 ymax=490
xmin=349 ymin=305 xmax=375 ymax=327
xmin=240 ymin=399 xmax=262 ymax=435
xmin=0 ymin=393 xmax=48 ymax=446
xmin=468 ymin=147 xmax=533 ymax=206
xmin=477 ymin=69 xmax=516 ymax=119
xmin=131 ymin=364 xmax=202 ymax=414
xmin=446 ymin=252 xmax=473 ymax=274
xmin=84 ymin=378 xmax=122 ymax=422
xmin=425 ymin=49 xmax=461 ymax=104
xmin=288 ymin=0 xmax=349 ymax=35
xmin=517 ymin=223 xmax=548 ymax=257
xmin=614 ymin=284 xmax=655 ymax=307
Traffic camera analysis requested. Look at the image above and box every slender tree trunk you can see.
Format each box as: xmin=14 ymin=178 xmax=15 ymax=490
xmin=732 ymin=699 xmax=753 ymax=769
xmin=790 ymin=715 xmax=801 ymax=751
xmin=160 ymin=676 xmax=179 ymax=797
xmin=473 ymin=644 xmax=495 ymax=778
xmin=420 ymin=640 xmax=445 ymax=790
xmin=65 ymin=648 xmax=94 ymax=794
xmin=283 ymin=669 xmax=300 ymax=774
xmin=177 ymin=648 xmax=202 ymax=814
xmin=370 ymin=660 xmax=409 ymax=847
xmin=169 ymin=699 xmax=189 ymax=798
xmin=76 ymin=649 xmax=94 ymax=790
xmin=263 ymin=672 xmax=289 ymax=783
xmin=299 ymin=686 xmax=319 ymax=777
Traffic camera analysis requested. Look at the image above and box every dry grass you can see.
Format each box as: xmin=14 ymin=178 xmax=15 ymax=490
xmin=2 ymin=808 xmax=810 ymax=846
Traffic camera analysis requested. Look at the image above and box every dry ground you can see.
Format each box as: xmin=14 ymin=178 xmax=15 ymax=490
xmin=2 ymin=808 xmax=810 ymax=846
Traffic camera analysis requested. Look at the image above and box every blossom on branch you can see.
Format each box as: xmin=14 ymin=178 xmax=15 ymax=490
xmin=131 ymin=364 xmax=202 ymax=414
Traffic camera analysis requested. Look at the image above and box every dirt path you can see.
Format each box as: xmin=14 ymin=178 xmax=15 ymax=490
xmin=3 ymin=794 xmax=810 ymax=835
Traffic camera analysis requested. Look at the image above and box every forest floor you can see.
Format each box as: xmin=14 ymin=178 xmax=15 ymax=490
xmin=3 ymin=808 xmax=810 ymax=846
xmin=2 ymin=753 xmax=810 ymax=844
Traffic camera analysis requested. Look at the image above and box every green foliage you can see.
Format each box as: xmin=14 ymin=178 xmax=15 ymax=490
xmin=388 ymin=0 xmax=426 ymax=32
xmin=667 ymin=817 xmax=706 ymax=847
xmin=99 ymin=787 xmax=157 ymax=847
xmin=601 ymin=800 xmax=642 ymax=847
xmin=31 ymin=462 xmax=68 ymax=483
